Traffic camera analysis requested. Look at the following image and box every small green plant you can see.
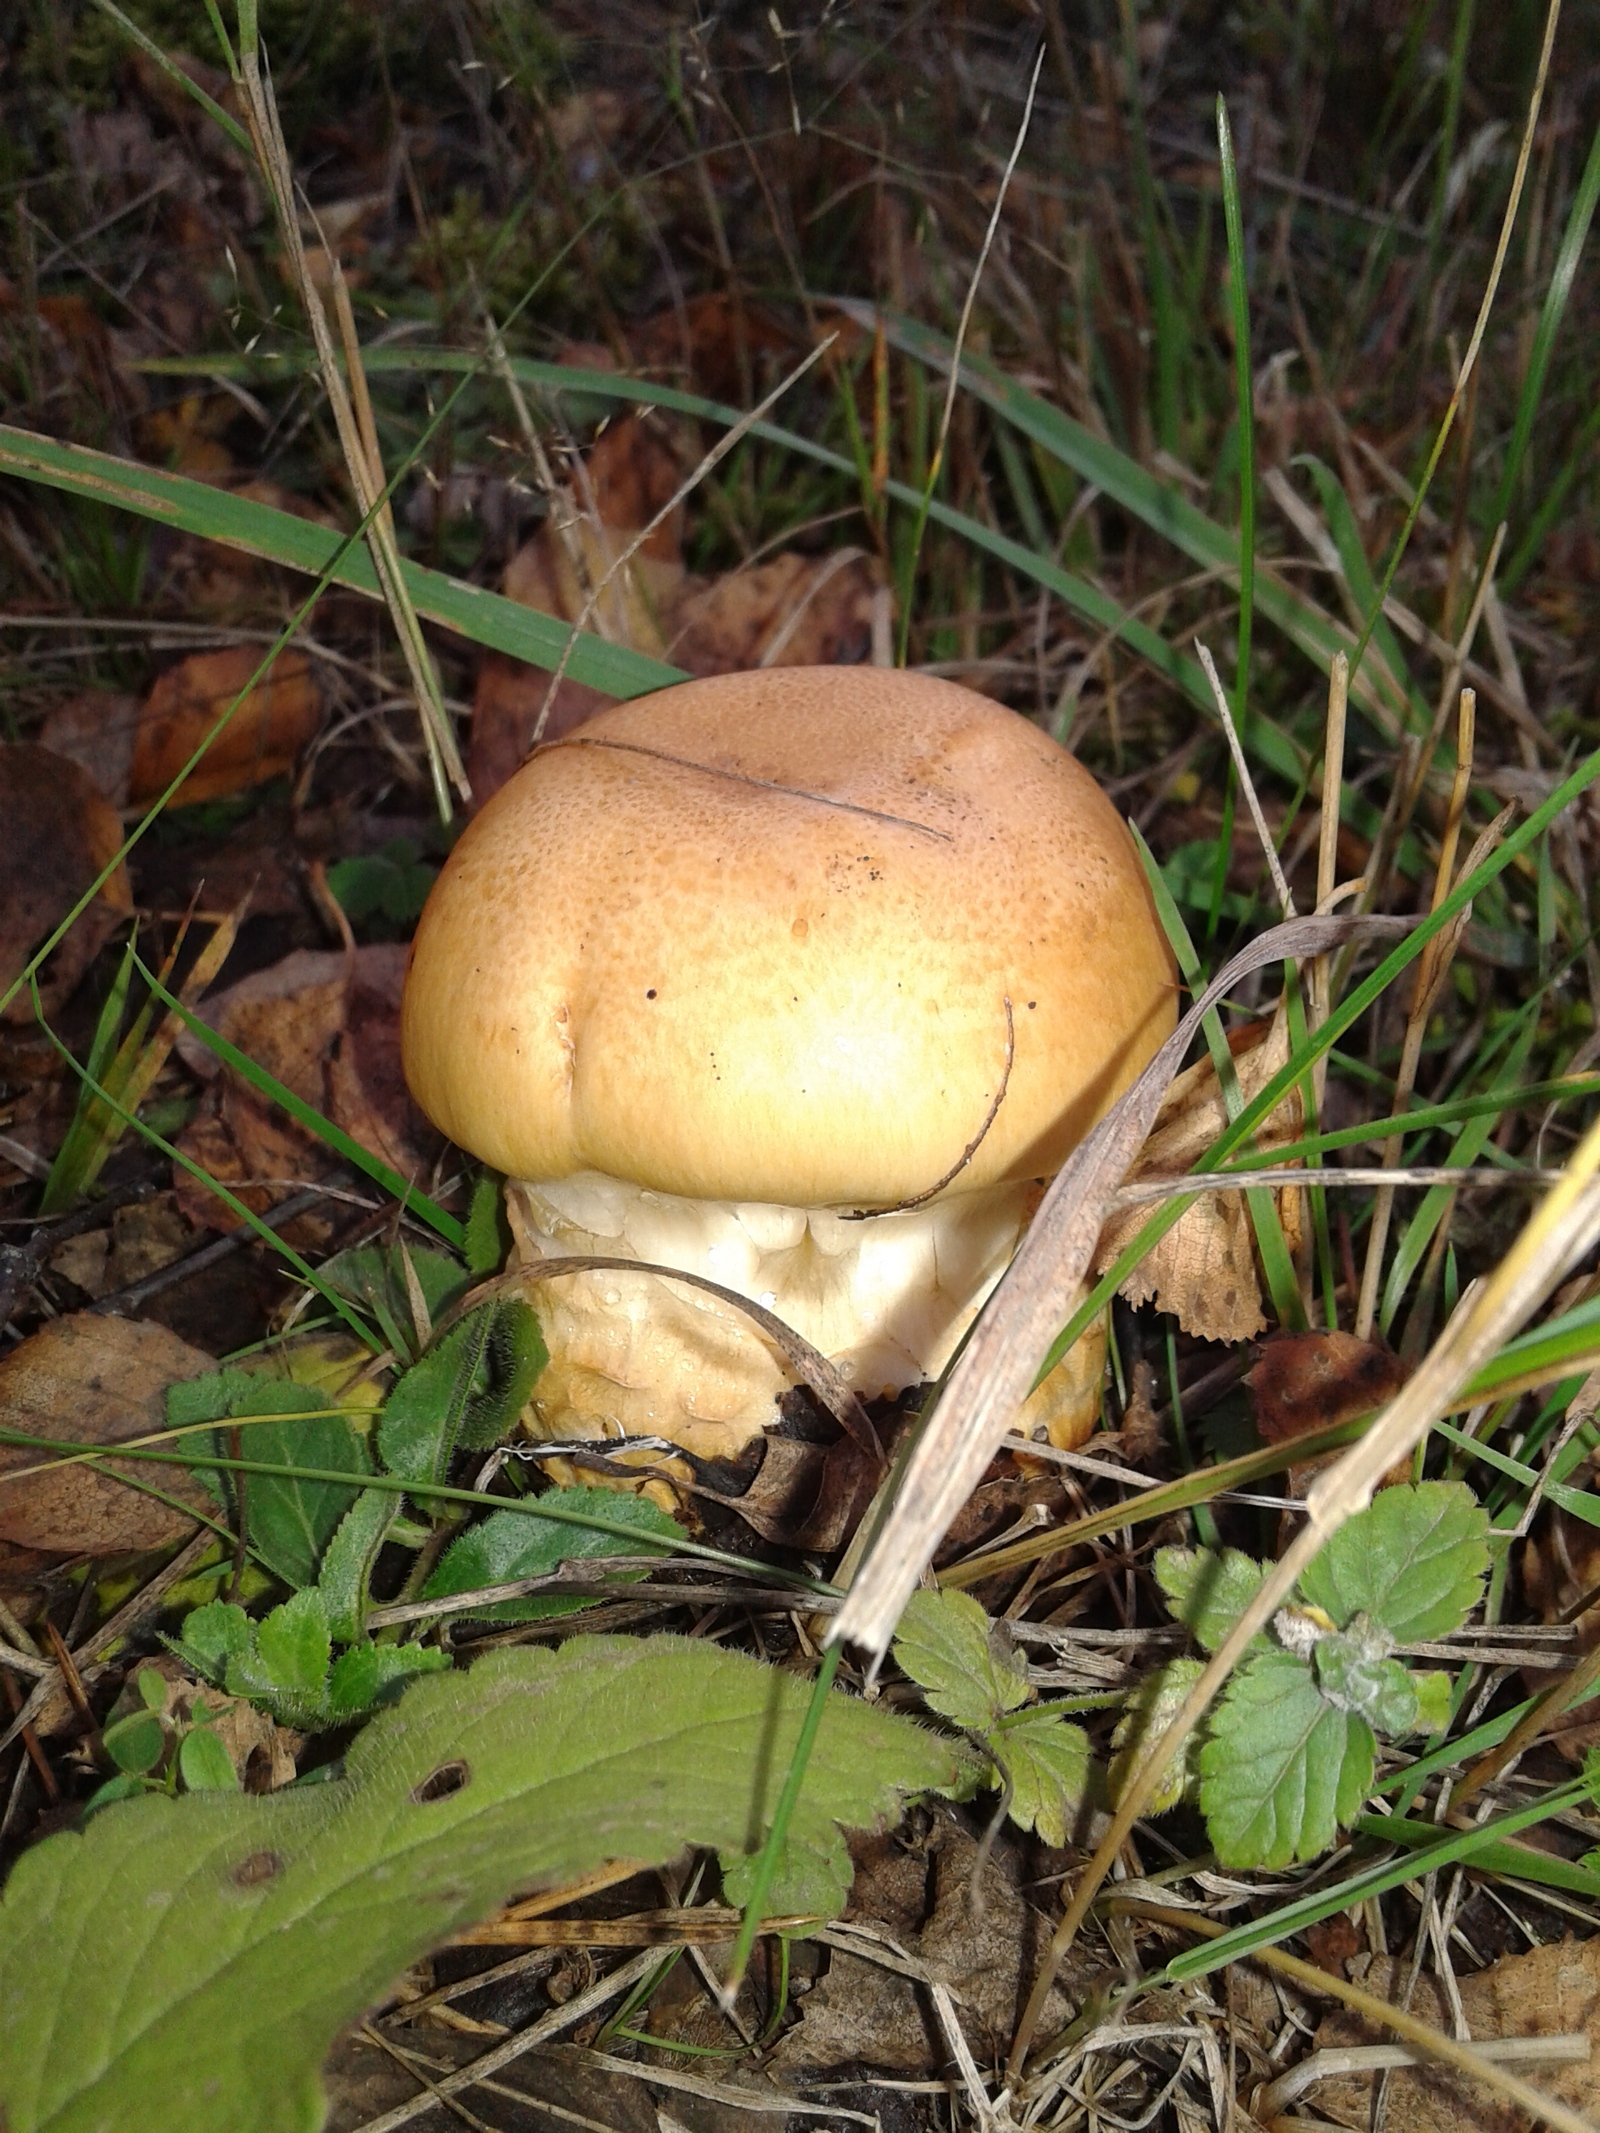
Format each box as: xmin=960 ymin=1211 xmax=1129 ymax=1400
xmin=167 ymin=1588 xmax=449 ymax=1732
xmin=893 ymin=1587 xmax=1104 ymax=1846
xmin=1156 ymin=1481 xmax=1491 ymax=1868
xmin=324 ymin=838 xmax=438 ymax=938
xmin=88 ymin=1666 xmax=241 ymax=1812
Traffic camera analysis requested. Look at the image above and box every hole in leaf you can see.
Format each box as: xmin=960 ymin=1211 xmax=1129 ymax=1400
xmin=411 ymin=1760 xmax=470 ymax=1804
xmin=231 ymin=1850 xmax=285 ymax=1889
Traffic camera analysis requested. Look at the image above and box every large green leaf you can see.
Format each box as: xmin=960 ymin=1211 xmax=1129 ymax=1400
xmin=0 ymin=1638 xmax=973 ymax=2133
xmin=168 ymin=1371 xmax=371 ymax=1589
xmin=1199 ymin=1648 xmax=1374 ymax=1870
xmin=1297 ymin=1481 xmax=1490 ymax=1643
xmin=422 ymin=1487 xmax=684 ymax=1621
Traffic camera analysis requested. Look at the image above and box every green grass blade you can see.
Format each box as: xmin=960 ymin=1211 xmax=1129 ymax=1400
xmin=1491 ymin=113 xmax=1600 ymax=533
xmin=39 ymin=931 xmax=138 ymax=1215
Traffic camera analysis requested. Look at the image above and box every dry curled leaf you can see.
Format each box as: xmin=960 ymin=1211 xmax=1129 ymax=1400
xmin=130 ymin=645 xmax=323 ymax=807
xmin=174 ymin=943 xmax=439 ymax=1233
xmin=0 ymin=742 xmax=133 ymax=1023
xmin=1248 ymin=1330 xmax=1411 ymax=1446
xmin=1097 ymin=1010 xmax=1304 ymax=1342
xmin=0 ymin=1314 xmax=215 ymax=1553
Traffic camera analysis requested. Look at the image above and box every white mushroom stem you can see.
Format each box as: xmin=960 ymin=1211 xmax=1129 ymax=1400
xmin=505 ymin=1171 xmax=1106 ymax=1463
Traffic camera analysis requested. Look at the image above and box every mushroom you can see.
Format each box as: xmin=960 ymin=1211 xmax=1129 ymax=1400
xmin=401 ymin=667 xmax=1176 ymax=1464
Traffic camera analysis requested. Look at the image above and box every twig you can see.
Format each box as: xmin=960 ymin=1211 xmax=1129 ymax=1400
xmin=1196 ymin=640 xmax=1295 ymax=917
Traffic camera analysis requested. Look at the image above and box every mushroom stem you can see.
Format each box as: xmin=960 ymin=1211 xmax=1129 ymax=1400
xmin=504 ymin=1171 xmax=1105 ymax=1460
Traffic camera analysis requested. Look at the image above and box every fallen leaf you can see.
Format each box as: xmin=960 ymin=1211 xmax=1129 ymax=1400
xmin=37 ymin=691 xmax=143 ymax=808
xmin=174 ymin=943 xmax=439 ymax=1232
xmin=1310 ymin=1940 xmax=1600 ymax=2132
xmin=1248 ymin=1331 xmax=1410 ymax=1445
xmin=130 ymin=645 xmax=323 ymax=807
xmin=0 ymin=743 xmax=133 ymax=1023
xmin=0 ymin=1314 xmax=215 ymax=1553
xmin=666 ymin=546 xmax=879 ymax=674
xmin=1097 ymin=1011 xmax=1304 ymax=1342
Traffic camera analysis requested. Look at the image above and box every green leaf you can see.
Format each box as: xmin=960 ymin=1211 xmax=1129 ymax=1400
xmin=993 ymin=1708 xmax=1091 ymax=1848
xmin=893 ymin=1587 xmax=1031 ymax=1732
xmin=377 ymin=1298 xmax=546 ymax=1487
xmin=101 ymin=1711 xmax=166 ymax=1778
xmin=1297 ymin=1482 xmax=1489 ymax=1642
xmin=253 ymin=1589 xmax=331 ymax=1697
xmin=1200 ymin=1648 xmax=1374 ymax=1869
xmin=324 ymin=842 xmax=436 ymax=930
xmin=1108 ymin=1656 xmax=1205 ymax=1813
xmin=177 ymin=1727 xmax=239 ymax=1793
xmin=169 ymin=1600 xmax=253 ymax=1683
xmin=1411 ymin=1670 xmax=1453 ymax=1736
xmin=1155 ymin=1545 xmax=1269 ymax=1653
xmin=0 ymin=1638 xmax=973 ymax=2133
xmin=1313 ymin=1621 xmax=1423 ymax=1738
xmin=422 ymin=1487 xmax=683 ymax=1622
xmin=325 ymin=1640 xmax=449 ymax=1717
xmin=168 ymin=1370 xmax=372 ymax=1589
xmin=464 ymin=1172 xmax=507 ymax=1278
xmin=319 ymin=1242 xmax=472 ymax=1363
xmin=317 ymin=1488 xmax=399 ymax=1644
xmin=135 ymin=1668 xmax=168 ymax=1712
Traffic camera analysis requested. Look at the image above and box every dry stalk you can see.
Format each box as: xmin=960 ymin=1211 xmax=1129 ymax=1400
xmin=1196 ymin=640 xmax=1295 ymax=917
xmin=235 ymin=45 xmax=466 ymax=816
xmin=1107 ymin=1899 xmax=1596 ymax=2133
xmin=1008 ymin=1104 xmax=1600 ymax=2075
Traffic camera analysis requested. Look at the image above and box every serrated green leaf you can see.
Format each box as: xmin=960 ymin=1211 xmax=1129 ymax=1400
xmin=101 ymin=1711 xmax=166 ymax=1777
xmin=422 ymin=1488 xmax=683 ymax=1622
xmin=893 ymin=1587 xmax=1031 ymax=1731
xmin=178 ymin=1727 xmax=239 ymax=1793
xmin=993 ymin=1709 xmax=1091 ymax=1847
xmin=1297 ymin=1482 xmax=1489 ymax=1642
xmin=253 ymin=1589 xmax=331 ymax=1696
xmin=325 ymin=1640 xmax=449 ymax=1717
xmin=1200 ymin=1648 xmax=1374 ymax=1868
xmin=1313 ymin=1626 xmax=1421 ymax=1738
xmin=169 ymin=1600 xmax=253 ymax=1683
xmin=168 ymin=1370 xmax=371 ymax=1588
xmin=1155 ymin=1545 xmax=1270 ymax=1653
xmin=319 ymin=1243 xmax=471 ymax=1362
xmin=1108 ymin=1656 xmax=1205 ymax=1813
xmin=317 ymin=1488 xmax=398 ymax=1643
xmin=464 ymin=1173 xmax=507 ymax=1278
xmin=0 ymin=1638 xmax=974 ymax=2133
xmin=378 ymin=1298 xmax=546 ymax=1486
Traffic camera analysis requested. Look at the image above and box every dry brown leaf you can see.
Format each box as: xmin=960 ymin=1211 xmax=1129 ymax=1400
xmin=37 ymin=690 xmax=142 ymax=808
xmin=1311 ymin=1942 xmax=1600 ymax=2133
xmin=1096 ymin=1011 xmax=1304 ymax=1341
xmin=130 ymin=645 xmax=323 ymax=807
xmin=0 ymin=742 xmax=133 ymax=1022
xmin=0 ymin=1314 xmax=215 ymax=1553
xmin=1248 ymin=1330 xmax=1411 ymax=1445
xmin=667 ymin=547 xmax=879 ymax=674
xmin=173 ymin=943 xmax=438 ymax=1231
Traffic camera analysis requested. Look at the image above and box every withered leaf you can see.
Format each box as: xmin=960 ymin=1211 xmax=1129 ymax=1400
xmin=0 ymin=743 xmax=133 ymax=1022
xmin=1247 ymin=1329 xmax=1410 ymax=1446
xmin=130 ymin=645 xmax=322 ymax=807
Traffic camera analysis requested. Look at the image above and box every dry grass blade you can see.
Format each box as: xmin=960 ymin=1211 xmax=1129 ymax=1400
xmin=829 ymin=909 xmax=1411 ymax=1657
xmin=235 ymin=44 xmax=466 ymax=816
xmin=1109 ymin=1900 xmax=1598 ymax=2133
xmin=1009 ymin=1104 xmax=1600 ymax=2073
xmin=1196 ymin=640 xmax=1295 ymax=916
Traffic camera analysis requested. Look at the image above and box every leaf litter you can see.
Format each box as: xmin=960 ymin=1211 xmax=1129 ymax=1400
xmin=0 ymin=5 xmax=1599 ymax=2131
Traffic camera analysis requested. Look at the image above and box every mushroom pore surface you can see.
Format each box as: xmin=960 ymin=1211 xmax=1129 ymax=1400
xmin=401 ymin=667 xmax=1176 ymax=1452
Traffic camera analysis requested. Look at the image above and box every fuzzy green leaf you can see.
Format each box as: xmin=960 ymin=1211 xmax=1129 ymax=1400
xmin=422 ymin=1488 xmax=683 ymax=1622
xmin=1312 ymin=1617 xmax=1423 ymax=1737
xmin=101 ymin=1711 xmax=165 ymax=1778
xmin=0 ymin=1639 xmax=973 ymax=2133
xmin=1109 ymin=1656 xmax=1205 ymax=1812
xmin=318 ymin=1243 xmax=471 ymax=1362
xmin=177 ymin=1727 xmax=239 ymax=1794
xmin=169 ymin=1600 xmax=253 ymax=1683
xmin=1297 ymin=1482 xmax=1489 ymax=1642
xmin=1410 ymin=1670 xmax=1453 ymax=1735
xmin=1200 ymin=1648 xmax=1374 ymax=1869
xmin=378 ymin=1298 xmax=546 ymax=1486
xmin=893 ymin=1587 xmax=1031 ymax=1732
xmin=317 ymin=1487 xmax=398 ymax=1644
xmin=325 ymin=1640 xmax=449 ymax=1717
xmin=994 ymin=1709 xmax=1091 ymax=1847
xmin=1155 ymin=1545 xmax=1270 ymax=1653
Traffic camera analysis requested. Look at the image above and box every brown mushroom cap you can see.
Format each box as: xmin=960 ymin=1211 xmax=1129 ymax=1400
xmin=402 ymin=667 xmax=1176 ymax=1207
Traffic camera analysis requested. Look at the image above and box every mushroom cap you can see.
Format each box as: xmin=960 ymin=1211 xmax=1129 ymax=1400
xmin=402 ymin=667 xmax=1176 ymax=1208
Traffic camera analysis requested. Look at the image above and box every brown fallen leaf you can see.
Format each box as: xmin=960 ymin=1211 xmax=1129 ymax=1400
xmin=37 ymin=691 xmax=143 ymax=808
xmin=130 ymin=644 xmax=323 ymax=807
xmin=1308 ymin=1941 xmax=1600 ymax=2133
xmin=0 ymin=742 xmax=134 ymax=1023
xmin=0 ymin=1314 xmax=215 ymax=1554
xmin=1096 ymin=1010 xmax=1305 ymax=1342
xmin=1248 ymin=1329 xmax=1410 ymax=1446
xmin=174 ymin=942 xmax=439 ymax=1231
